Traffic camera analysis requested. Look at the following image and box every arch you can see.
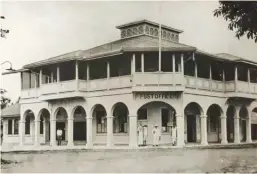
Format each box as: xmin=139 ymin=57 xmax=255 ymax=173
xmin=72 ymin=106 xmax=87 ymax=141
xmin=137 ymin=101 xmax=176 ymax=132
xmin=91 ymin=104 xmax=107 ymax=133
xmin=38 ymin=108 xmax=51 ymax=143
xmin=55 ymin=107 xmax=68 ymax=141
xmin=184 ymin=102 xmax=203 ymax=143
xmin=251 ymin=107 xmax=257 ymax=140
xmin=239 ymin=106 xmax=248 ymax=118
xmin=206 ymin=104 xmax=223 ymax=143
xmin=112 ymin=102 xmax=129 ymax=133
xmin=23 ymin=109 xmax=35 ymax=136
xmin=226 ymin=105 xmax=235 ymax=142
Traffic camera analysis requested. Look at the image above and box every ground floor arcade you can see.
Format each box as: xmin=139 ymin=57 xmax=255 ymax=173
xmin=14 ymin=97 xmax=257 ymax=148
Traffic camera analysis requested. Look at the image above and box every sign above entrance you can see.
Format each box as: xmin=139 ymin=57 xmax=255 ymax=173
xmin=139 ymin=93 xmax=175 ymax=99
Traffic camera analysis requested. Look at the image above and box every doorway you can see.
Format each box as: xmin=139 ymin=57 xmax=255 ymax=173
xmin=73 ymin=122 xmax=87 ymax=141
xmin=56 ymin=122 xmax=66 ymax=140
xmin=187 ymin=115 xmax=196 ymax=142
xmin=241 ymin=120 xmax=246 ymax=141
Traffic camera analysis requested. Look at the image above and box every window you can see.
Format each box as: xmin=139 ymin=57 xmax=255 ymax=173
xmin=25 ymin=116 xmax=30 ymax=135
xmin=161 ymin=108 xmax=175 ymax=133
xmin=8 ymin=120 xmax=12 ymax=135
xmin=113 ymin=115 xmax=127 ymax=133
xmin=138 ymin=108 xmax=147 ymax=120
xmin=135 ymin=54 xmax=142 ymax=72
xmin=96 ymin=111 xmax=107 ymax=133
xmin=14 ymin=119 xmax=19 ymax=134
xmin=40 ymin=117 xmax=44 ymax=134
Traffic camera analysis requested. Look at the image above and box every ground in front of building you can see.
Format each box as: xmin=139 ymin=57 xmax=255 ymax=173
xmin=1 ymin=148 xmax=257 ymax=173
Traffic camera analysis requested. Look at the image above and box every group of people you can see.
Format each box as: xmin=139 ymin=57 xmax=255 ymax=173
xmin=137 ymin=123 xmax=177 ymax=146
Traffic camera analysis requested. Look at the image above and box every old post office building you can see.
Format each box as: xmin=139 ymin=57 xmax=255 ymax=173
xmin=2 ymin=19 xmax=257 ymax=148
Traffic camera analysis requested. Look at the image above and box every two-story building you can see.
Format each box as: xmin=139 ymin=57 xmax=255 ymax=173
xmin=2 ymin=19 xmax=257 ymax=148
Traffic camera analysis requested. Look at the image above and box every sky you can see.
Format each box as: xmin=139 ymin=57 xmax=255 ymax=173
xmin=0 ymin=1 xmax=257 ymax=102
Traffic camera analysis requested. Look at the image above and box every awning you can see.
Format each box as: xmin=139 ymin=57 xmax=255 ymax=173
xmin=2 ymin=68 xmax=30 ymax=75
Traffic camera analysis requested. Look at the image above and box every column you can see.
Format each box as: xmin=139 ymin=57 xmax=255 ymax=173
xmin=86 ymin=63 xmax=90 ymax=80
xmin=19 ymin=121 xmax=25 ymax=146
xmin=50 ymin=119 xmax=56 ymax=146
xmin=129 ymin=115 xmax=138 ymax=148
xmin=234 ymin=107 xmax=240 ymax=143
xmin=43 ymin=120 xmax=47 ymax=143
xmin=141 ymin=53 xmax=144 ymax=72
xmin=39 ymin=69 xmax=42 ymax=86
xmin=181 ymin=53 xmax=184 ymax=74
xmin=107 ymin=61 xmax=110 ymax=78
xmin=75 ymin=60 xmax=79 ymax=80
xmin=51 ymin=72 xmax=53 ymax=82
xmin=158 ymin=52 xmax=162 ymax=72
xmin=220 ymin=116 xmax=228 ymax=144
xmin=86 ymin=116 xmax=93 ymax=148
xmin=131 ymin=54 xmax=135 ymax=74
xmin=106 ymin=115 xmax=113 ymax=147
xmin=235 ymin=66 xmax=238 ymax=92
xmin=200 ymin=115 xmax=208 ymax=145
xmin=67 ymin=118 xmax=74 ymax=146
xmin=34 ymin=119 xmax=40 ymax=146
xmin=57 ymin=66 xmax=60 ymax=82
xmin=172 ymin=54 xmax=175 ymax=73
xmin=246 ymin=117 xmax=252 ymax=143
xmin=176 ymin=115 xmax=185 ymax=147
xmin=34 ymin=74 xmax=37 ymax=88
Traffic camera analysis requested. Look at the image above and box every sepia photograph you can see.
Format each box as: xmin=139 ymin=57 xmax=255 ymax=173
xmin=0 ymin=0 xmax=257 ymax=173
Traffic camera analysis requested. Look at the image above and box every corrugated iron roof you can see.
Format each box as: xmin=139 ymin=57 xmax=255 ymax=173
xmin=0 ymin=103 xmax=20 ymax=118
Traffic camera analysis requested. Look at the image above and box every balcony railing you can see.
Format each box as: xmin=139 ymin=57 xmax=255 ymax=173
xmin=21 ymin=74 xmax=257 ymax=100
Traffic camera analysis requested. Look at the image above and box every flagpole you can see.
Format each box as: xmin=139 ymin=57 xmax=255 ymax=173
xmin=158 ymin=3 xmax=162 ymax=72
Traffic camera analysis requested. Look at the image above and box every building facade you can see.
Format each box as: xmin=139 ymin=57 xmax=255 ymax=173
xmin=2 ymin=19 xmax=257 ymax=148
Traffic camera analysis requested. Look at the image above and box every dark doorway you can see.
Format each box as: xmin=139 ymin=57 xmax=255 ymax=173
xmin=56 ymin=122 xmax=66 ymax=140
xmin=252 ymin=124 xmax=257 ymax=140
xmin=187 ymin=115 xmax=197 ymax=142
xmin=241 ymin=120 xmax=246 ymax=141
xmin=73 ymin=122 xmax=87 ymax=141
xmin=227 ymin=115 xmax=234 ymax=142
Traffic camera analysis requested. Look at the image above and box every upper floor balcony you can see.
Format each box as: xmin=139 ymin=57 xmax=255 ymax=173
xmin=20 ymin=51 xmax=257 ymax=100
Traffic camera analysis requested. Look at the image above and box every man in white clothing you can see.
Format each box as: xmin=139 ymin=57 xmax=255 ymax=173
xmin=137 ymin=123 xmax=144 ymax=146
xmin=57 ymin=128 xmax=63 ymax=146
xmin=152 ymin=124 xmax=160 ymax=146
xmin=171 ymin=123 xmax=177 ymax=146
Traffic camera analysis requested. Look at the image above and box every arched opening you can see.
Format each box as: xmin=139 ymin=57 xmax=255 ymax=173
xmin=251 ymin=108 xmax=257 ymax=140
xmin=73 ymin=106 xmax=87 ymax=142
xmin=226 ymin=106 xmax=235 ymax=143
xmin=112 ymin=103 xmax=129 ymax=133
xmin=92 ymin=104 xmax=107 ymax=133
xmin=184 ymin=102 xmax=203 ymax=143
xmin=137 ymin=101 xmax=176 ymax=145
xmin=55 ymin=107 xmax=68 ymax=143
xmin=23 ymin=110 xmax=35 ymax=144
xmin=239 ymin=106 xmax=248 ymax=142
xmin=207 ymin=104 xmax=223 ymax=143
xmin=39 ymin=109 xmax=50 ymax=144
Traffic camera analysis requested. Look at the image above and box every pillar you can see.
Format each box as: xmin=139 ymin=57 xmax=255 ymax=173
xmin=50 ymin=119 xmax=56 ymax=146
xmin=181 ymin=53 xmax=184 ymax=74
xmin=39 ymin=69 xmax=42 ymax=86
xmin=57 ymin=66 xmax=60 ymax=82
xmin=176 ymin=115 xmax=185 ymax=147
xmin=86 ymin=116 xmax=93 ymax=148
xmin=67 ymin=118 xmax=74 ymax=146
xmin=235 ymin=66 xmax=238 ymax=92
xmin=234 ymin=107 xmax=240 ymax=143
xmin=43 ymin=120 xmax=47 ymax=143
xmin=220 ymin=116 xmax=228 ymax=144
xmin=172 ymin=54 xmax=175 ymax=73
xmin=87 ymin=63 xmax=90 ymax=81
xmin=129 ymin=115 xmax=138 ymax=148
xmin=141 ymin=53 xmax=144 ymax=72
xmin=246 ymin=117 xmax=252 ymax=143
xmin=106 ymin=115 xmax=113 ymax=147
xmin=75 ymin=60 xmax=79 ymax=80
xmin=107 ymin=61 xmax=110 ymax=78
xmin=131 ymin=54 xmax=135 ymax=74
xmin=200 ymin=115 xmax=208 ymax=145
xmin=19 ymin=121 xmax=25 ymax=146
xmin=51 ymin=72 xmax=53 ymax=83
xmin=34 ymin=119 xmax=40 ymax=146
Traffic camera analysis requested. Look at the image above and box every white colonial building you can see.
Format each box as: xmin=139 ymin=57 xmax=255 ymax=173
xmin=1 ymin=19 xmax=257 ymax=148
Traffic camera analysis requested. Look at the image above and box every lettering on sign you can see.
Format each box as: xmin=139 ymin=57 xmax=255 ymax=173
xmin=139 ymin=93 xmax=174 ymax=99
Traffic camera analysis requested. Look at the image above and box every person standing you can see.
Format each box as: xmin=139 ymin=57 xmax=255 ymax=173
xmin=57 ymin=128 xmax=63 ymax=146
xmin=171 ymin=123 xmax=177 ymax=146
xmin=152 ymin=124 xmax=161 ymax=146
xmin=137 ymin=123 xmax=144 ymax=146
xmin=143 ymin=125 xmax=148 ymax=146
